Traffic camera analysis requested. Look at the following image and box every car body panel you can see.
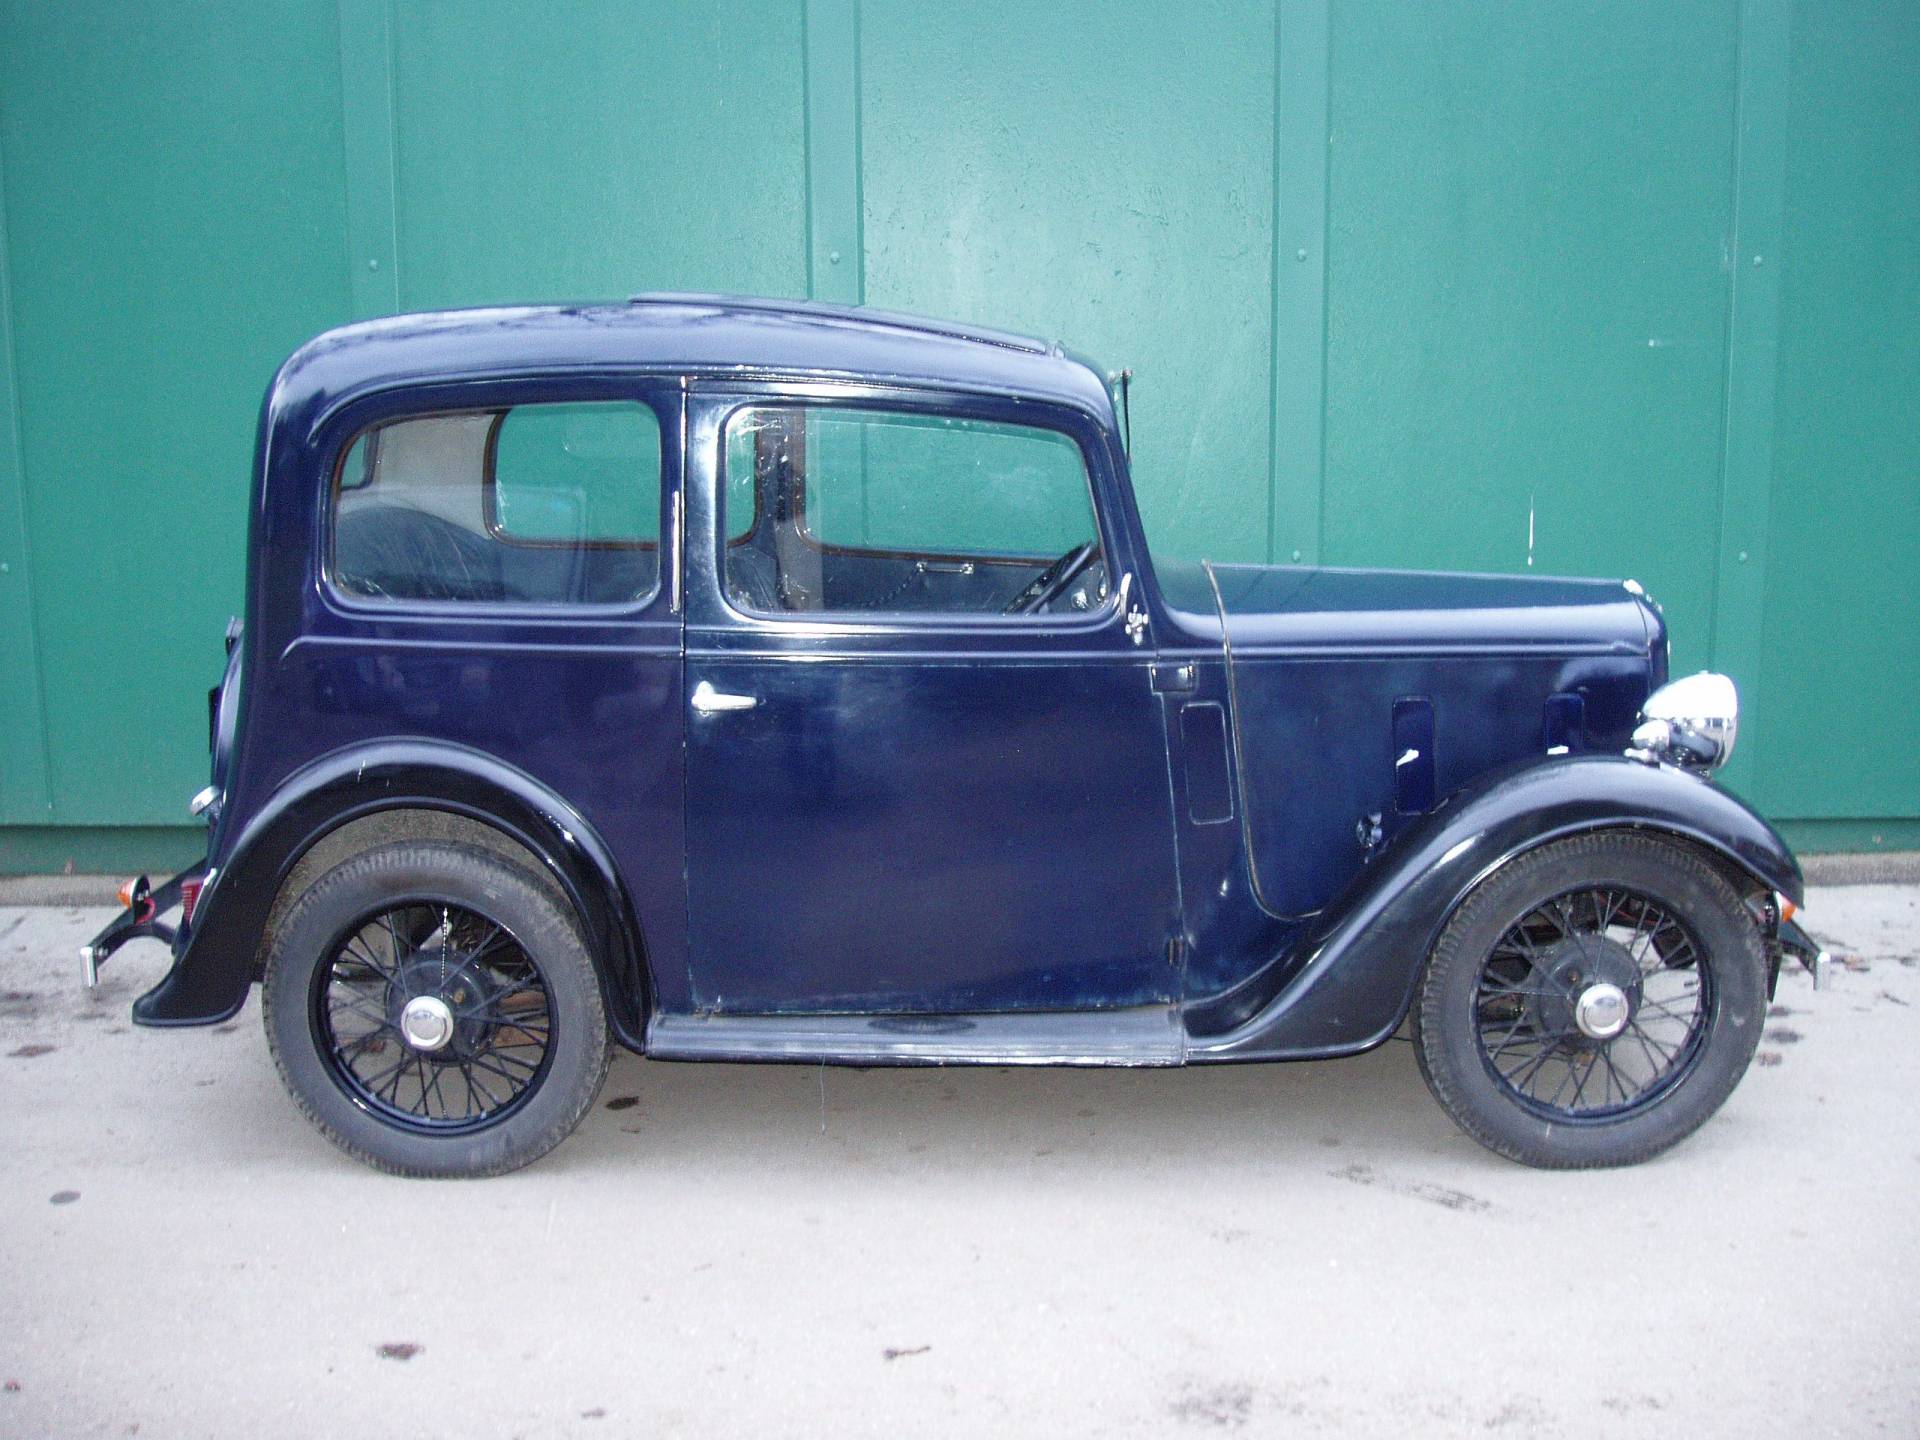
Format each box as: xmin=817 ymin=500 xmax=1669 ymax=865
xmin=266 ymin=299 xmax=1117 ymax=438
xmin=1156 ymin=558 xmax=1657 ymax=654
xmin=1175 ymin=560 xmax=1660 ymax=921
xmin=131 ymin=740 xmax=658 ymax=1045
xmin=1183 ymin=753 xmax=1802 ymax=1061
xmin=678 ymin=382 xmax=1179 ymax=1014
xmin=140 ymin=363 xmax=690 ymax=1034
xmin=680 ymin=649 xmax=1181 ymax=1012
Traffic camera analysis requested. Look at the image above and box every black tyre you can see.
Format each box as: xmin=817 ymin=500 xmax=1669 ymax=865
xmin=1412 ymin=831 xmax=1767 ymax=1169
xmin=262 ymin=841 xmax=611 ymax=1177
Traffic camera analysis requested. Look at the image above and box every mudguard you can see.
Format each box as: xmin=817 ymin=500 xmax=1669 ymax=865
xmin=131 ymin=741 xmax=651 ymax=1045
xmin=1185 ymin=753 xmax=1802 ymax=1062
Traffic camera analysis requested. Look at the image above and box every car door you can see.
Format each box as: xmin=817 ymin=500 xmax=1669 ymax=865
xmin=680 ymin=384 xmax=1179 ymax=1014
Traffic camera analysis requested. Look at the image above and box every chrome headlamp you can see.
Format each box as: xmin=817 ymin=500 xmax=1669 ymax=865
xmin=1626 ymin=672 xmax=1739 ymax=772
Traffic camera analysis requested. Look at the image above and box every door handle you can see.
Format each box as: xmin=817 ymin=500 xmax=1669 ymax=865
xmin=690 ymin=680 xmax=758 ymax=715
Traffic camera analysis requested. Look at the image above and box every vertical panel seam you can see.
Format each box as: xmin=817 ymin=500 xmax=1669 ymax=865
xmin=1709 ymin=0 xmax=1790 ymax=799
xmin=1263 ymin=3 xmax=1282 ymax=565
xmin=0 ymin=129 xmax=56 ymax=819
xmin=1270 ymin=0 xmax=1330 ymax=567
xmin=1712 ymin=1 xmax=1758 ymax=660
xmin=850 ymin=2 xmax=863 ymax=304
xmin=1311 ymin=6 xmax=1333 ymax=565
xmin=800 ymin=0 xmax=816 ymax=297
xmin=338 ymin=0 xmax=401 ymax=318
xmin=802 ymin=0 xmax=863 ymax=306
xmin=380 ymin=0 xmax=400 ymax=304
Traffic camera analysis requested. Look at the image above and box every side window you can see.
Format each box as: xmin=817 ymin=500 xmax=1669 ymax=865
xmin=721 ymin=404 xmax=1107 ymax=617
xmin=491 ymin=403 xmax=657 ymax=544
xmin=331 ymin=401 xmax=661 ymax=606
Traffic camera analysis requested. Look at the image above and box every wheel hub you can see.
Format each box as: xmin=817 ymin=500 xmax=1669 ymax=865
xmin=399 ymin=994 xmax=455 ymax=1052
xmin=1528 ymin=934 xmax=1642 ymax=1047
xmin=391 ymin=948 xmax=493 ymax=1057
xmin=1574 ymin=982 xmax=1631 ymax=1040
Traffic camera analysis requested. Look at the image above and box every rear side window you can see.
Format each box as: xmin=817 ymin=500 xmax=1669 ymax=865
xmin=332 ymin=401 xmax=661 ymax=606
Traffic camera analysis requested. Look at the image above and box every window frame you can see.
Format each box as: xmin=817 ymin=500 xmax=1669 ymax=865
xmin=715 ymin=392 xmax=1122 ymax=627
xmin=321 ymin=390 xmax=673 ymax=617
xmin=339 ymin=427 xmax=379 ymax=492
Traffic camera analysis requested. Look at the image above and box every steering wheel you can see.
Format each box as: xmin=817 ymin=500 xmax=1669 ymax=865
xmin=1003 ymin=540 xmax=1099 ymax=615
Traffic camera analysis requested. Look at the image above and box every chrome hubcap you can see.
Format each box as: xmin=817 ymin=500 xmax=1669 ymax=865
xmin=399 ymin=994 xmax=456 ymax=1052
xmin=1574 ymin=982 xmax=1631 ymax=1041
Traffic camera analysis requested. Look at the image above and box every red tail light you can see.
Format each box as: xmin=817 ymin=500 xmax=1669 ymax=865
xmin=180 ymin=876 xmax=204 ymax=924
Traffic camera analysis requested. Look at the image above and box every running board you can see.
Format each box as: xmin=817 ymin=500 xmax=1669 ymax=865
xmin=646 ymin=1006 xmax=1187 ymax=1067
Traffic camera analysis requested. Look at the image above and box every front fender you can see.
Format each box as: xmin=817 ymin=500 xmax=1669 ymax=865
xmin=131 ymin=740 xmax=651 ymax=1045
xmin=1186 ymin=754 xmax=1801 ymax=1062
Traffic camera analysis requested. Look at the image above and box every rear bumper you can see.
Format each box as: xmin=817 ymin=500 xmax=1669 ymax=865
xmin=80 ymin=864 xmax=205 ymax=988
xmin=1778 ymin=916 xmax=1831 ymax=990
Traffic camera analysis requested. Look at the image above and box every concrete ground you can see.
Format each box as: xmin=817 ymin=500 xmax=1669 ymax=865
xmin=1 ymin=888 xmax=1915 ymax=1439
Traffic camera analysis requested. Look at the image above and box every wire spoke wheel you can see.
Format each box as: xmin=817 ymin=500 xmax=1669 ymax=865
xmin=313 ymin=899 xmax=554 ymax=1131
xmin=1474 ymin=885 xmax=1711 ymax=1121
xmin=1415 ymin=833 xmax=1766 ymax=1169
xmin=266 ymin=842 xmax=611 ymax=1177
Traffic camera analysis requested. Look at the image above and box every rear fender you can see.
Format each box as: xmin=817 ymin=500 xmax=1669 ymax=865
xmin=1185 ymin=754 xmax=1802 ymax=1061
xmin=131 ymin=741 xmax=651 ymax=1047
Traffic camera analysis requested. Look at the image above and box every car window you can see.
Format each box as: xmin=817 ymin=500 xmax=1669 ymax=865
xmin=331 ymin=401 xmax=661 ymax=606
xmin=491 ymin=403 xmax=657 ymax=545
xmin=720 ymin=404 xmax=1107 ymax=617
xmin=721 ymin=424 xmax=758 ymax=544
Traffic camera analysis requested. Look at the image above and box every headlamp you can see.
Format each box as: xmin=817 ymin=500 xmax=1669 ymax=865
xmin=1626 ymin=671 xmax=1738 ymax=772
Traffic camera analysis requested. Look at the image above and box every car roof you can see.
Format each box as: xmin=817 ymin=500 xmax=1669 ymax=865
xmin=271 ymin=294 xmax=1119 ymax=428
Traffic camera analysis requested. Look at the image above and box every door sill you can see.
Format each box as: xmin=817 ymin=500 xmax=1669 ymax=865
xmin=646 ymin=1006 xmax=1186 ymax=1067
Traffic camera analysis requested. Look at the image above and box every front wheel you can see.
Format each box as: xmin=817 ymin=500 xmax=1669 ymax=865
xmin=1412 ymin=831 xmax=1768 ymax=1169
xmin=262 ymin=841 xmax=611 ymax=1177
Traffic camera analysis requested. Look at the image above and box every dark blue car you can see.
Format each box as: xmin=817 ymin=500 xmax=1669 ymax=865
xmin=84 ymin=295 xmax=1823 ymax=1176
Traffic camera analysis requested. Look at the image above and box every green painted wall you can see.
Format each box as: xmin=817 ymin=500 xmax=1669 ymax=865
xmin=1 ymin=0 xmax=1914 ymax=872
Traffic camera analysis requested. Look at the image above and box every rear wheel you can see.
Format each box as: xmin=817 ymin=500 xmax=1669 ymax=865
xmin=1412 ymin=831 xmax=1767 ymax=1168
xmin=262 ymin=841 xmax=610 ymax=1177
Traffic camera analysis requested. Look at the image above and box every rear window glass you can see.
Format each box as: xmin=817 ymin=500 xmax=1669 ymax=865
xmin=331 ymin=401 xmax=661 ymax=606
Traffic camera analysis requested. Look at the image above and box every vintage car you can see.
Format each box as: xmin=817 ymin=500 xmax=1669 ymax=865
xmin=84 ymin=294 xmax=1825 ymax=1177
